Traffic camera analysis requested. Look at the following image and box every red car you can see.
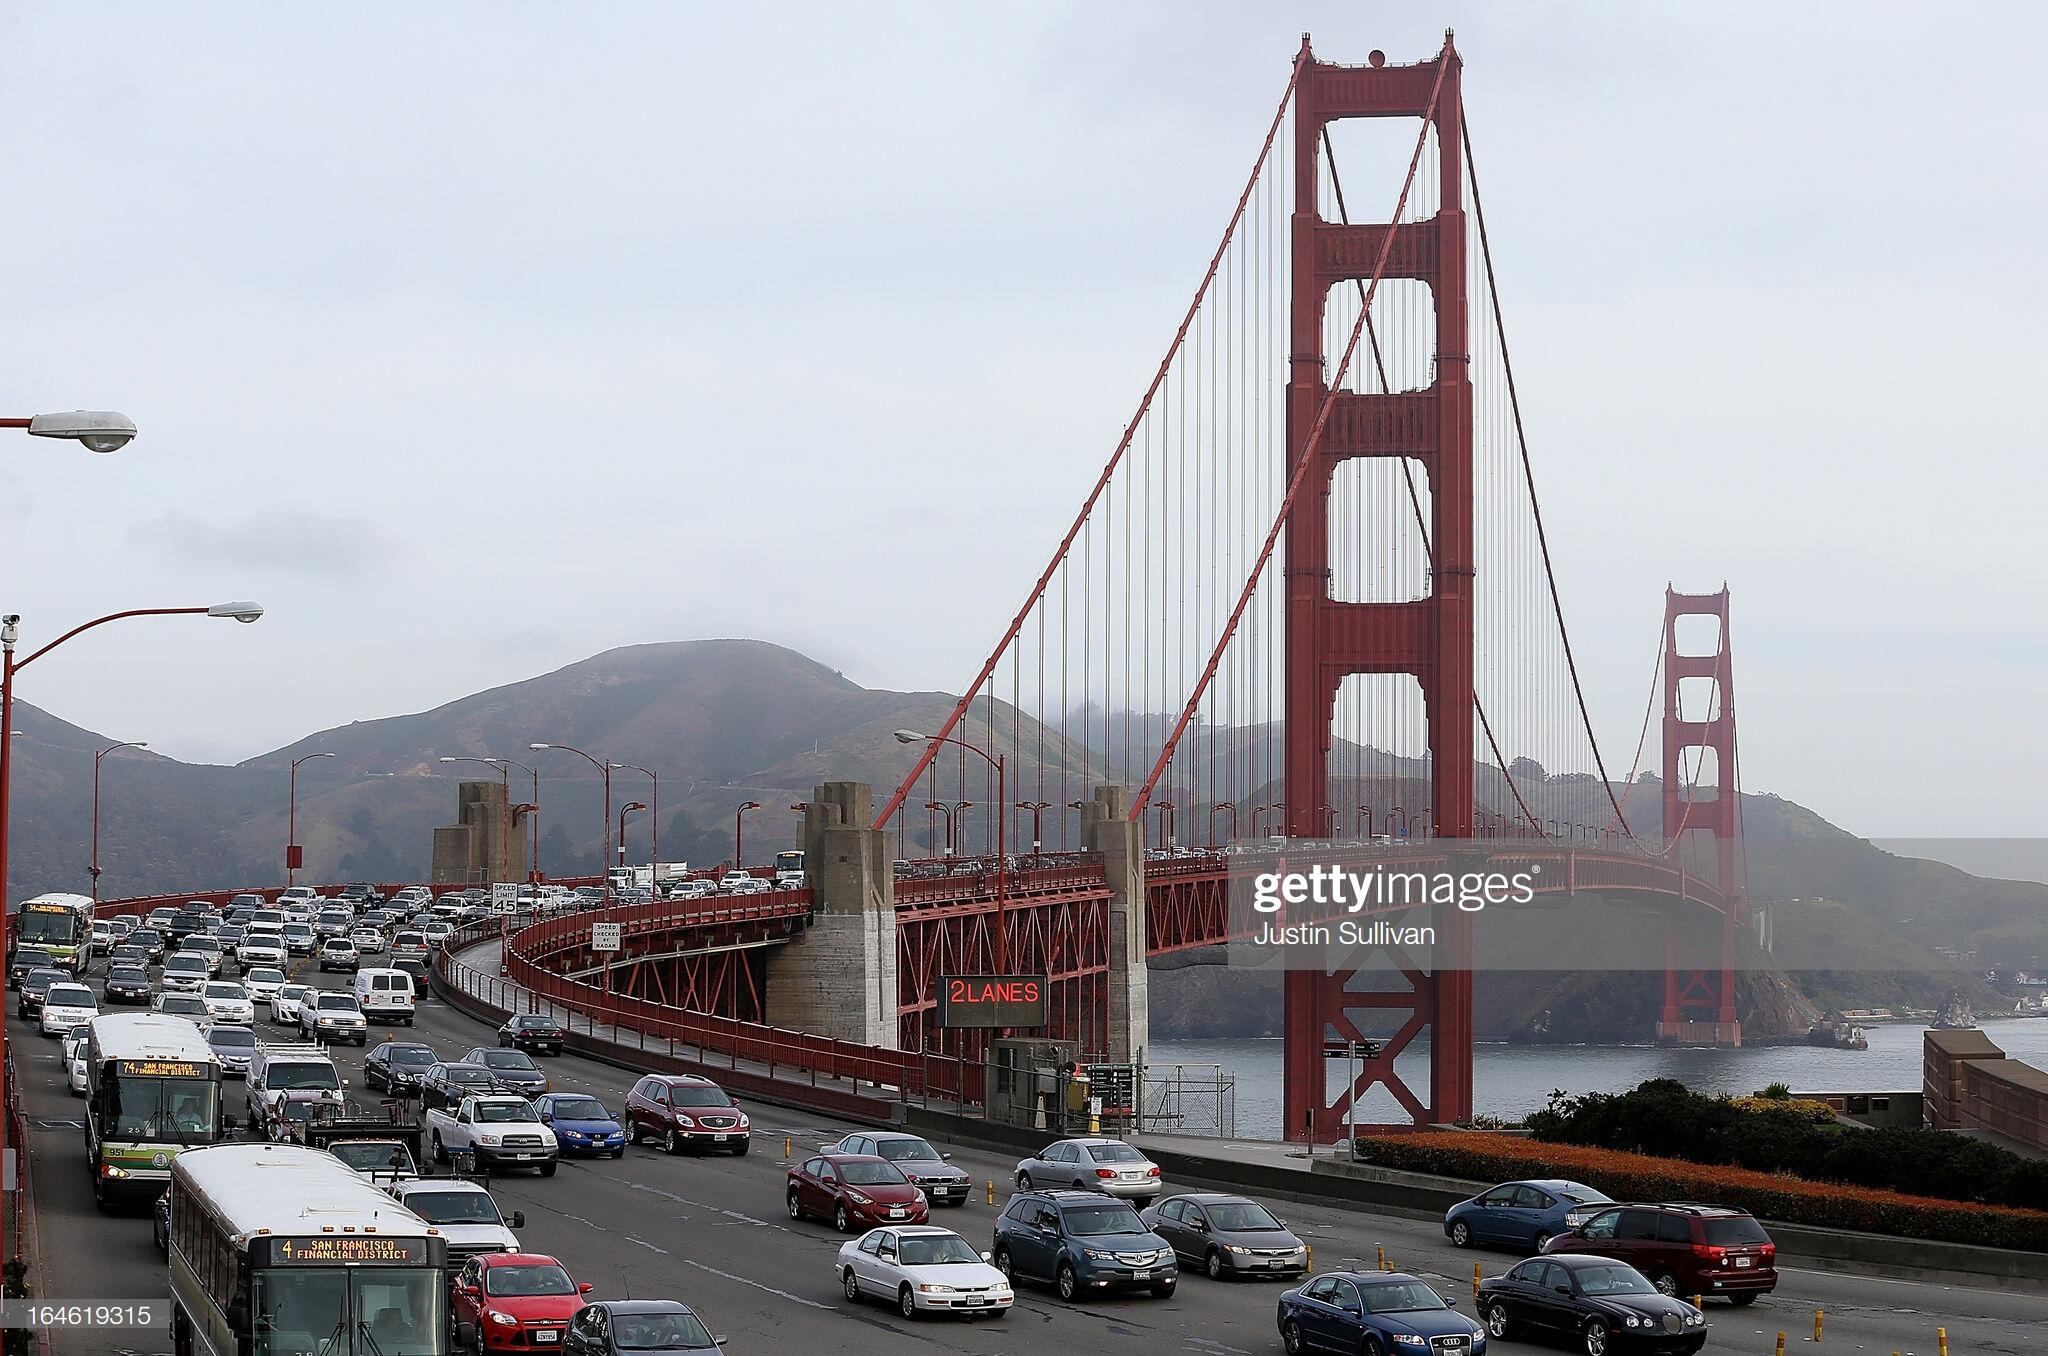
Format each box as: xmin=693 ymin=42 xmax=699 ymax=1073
xmin=787 ymin=1152 xmax=931 ymax=1232
xmin=450 ymin=1251 xmax=595 ymax=1352
xmin=624 ymin=1073 xmax=751 ymax=1155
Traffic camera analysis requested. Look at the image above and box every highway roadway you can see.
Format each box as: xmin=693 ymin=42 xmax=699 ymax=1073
xmin=10 ymin=968 xmax=2046 ymax=1356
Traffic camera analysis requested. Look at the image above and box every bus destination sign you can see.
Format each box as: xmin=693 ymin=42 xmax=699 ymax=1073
xmin=262 ymin=1236 xmax=429 ymax=1265
xmin=115 ymin=1060 xmax=209 ymax=1079
xmin=937 ymin=974 xmax=1049 ymax=1029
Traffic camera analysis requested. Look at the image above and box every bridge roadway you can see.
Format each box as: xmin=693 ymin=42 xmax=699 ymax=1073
xmin=12 ymin=980 xmax=2043 ymax=1356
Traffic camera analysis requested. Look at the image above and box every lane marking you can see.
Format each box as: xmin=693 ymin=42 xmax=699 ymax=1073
xmin=626 ymin=1236 xmax=671 ymax=1254
xmin=683 ymin=1259 xmax=832 ymax=1310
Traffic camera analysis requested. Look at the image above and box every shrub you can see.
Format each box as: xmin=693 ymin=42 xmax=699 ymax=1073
xmin=1353 ymin=1132 xmax=2048 ymax=1252
xmin=1524 ymin=1079 xmax=2048 ymax=1212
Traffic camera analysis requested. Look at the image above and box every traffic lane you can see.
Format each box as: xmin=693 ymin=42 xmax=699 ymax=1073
xmin=7 ymin=1008 xmax=172 ymax=1356
xmin=163 ymin=970 xmax=2048 ymax=1356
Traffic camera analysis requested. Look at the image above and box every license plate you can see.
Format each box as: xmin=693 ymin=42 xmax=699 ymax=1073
xmin=1267 ymin=1260 xmax=1287 ymax=1269
xmin=1131 ymin=1269 xmax=1150 ymax=1281
xmin=1734 ymin=1256 xmax=1753 ymax=1268
xmin=533 ymin=1330 xmax=558 ymax=1343
xmin=1121 ymin=1171 xmax=1142 ymax=1180
xmin=888 ymin=1208 xmax=905 ymax=1218
xmin=713 ymin=1133 xmax=729 ymax=1142
xmin=964 ymin=1297 xmax=985 ymax=1306
xmin=509 ymin=1153 xmax=532 ymax=1160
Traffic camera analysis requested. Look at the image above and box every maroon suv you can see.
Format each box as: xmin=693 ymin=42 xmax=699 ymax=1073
xmin=1542 ymin=1203 xmax=1776 ymax=1303
xmin=624 ymin=1074 xmax=751 ymax=1155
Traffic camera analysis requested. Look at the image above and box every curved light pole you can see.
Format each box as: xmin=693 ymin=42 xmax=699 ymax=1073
xmin=897 ymin=728 xmax=1009 ymax=970
xmin=1153 ymin=799 xmax=1177 ymax=850
xmin=617 ymin=802 xmax=648 ymax=872
xmin=2 ymin=410 xmax=136 ymax=454
xmin=618 ymin=764 xmax=660 ymax=879
xmin=923 ymin=800 xmax=973 ymax=857
xmin=733 ymin=800 xmax=762 ymax=868
xmin=1209 ymin=801 xmax=1238 ymax=846
xmin=1015 ymin=800 xmax=1052 ymax=855
xmin=287 ymin=752 xmax=336 ymax=885
xmin=90 ymin=739 xmax=148 ymax=899
xmin=530 ymin=743 xmax=616 ymax=884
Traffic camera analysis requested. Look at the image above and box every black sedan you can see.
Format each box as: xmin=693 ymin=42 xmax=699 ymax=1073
xmin=364 ymin=1040 xmax=440 ymax=1094
xmin=564 ymin=1299 xmax=723 ymax=1354
xmin=15 ymin=969 xmax=68 ymax=1019
xmin=1479 ymin=1254 xmax=1706 ymax=1356
xmin=498 ymin=1013 xmax=567 ymax=1054
xmin=103 ymin=966 xmax=154 ymax=1005
xmin=462 ymin=1046 xmax=548 ymax=1097
xmin=417 ymin=1062 xmax=506 ymax=1112
xmin=7 ymin=948 xmax=54 ymax=987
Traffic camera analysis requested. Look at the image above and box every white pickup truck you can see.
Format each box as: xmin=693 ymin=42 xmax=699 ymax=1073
xmin=423 ymin=1094 xmax=559 ymax=1176
xmin=386 ymin=1177 xmax=526 ymax=1258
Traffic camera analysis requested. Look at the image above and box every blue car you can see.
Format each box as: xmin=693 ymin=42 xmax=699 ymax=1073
xmin=1278 ymin=1271 xmax=1488 ymax=1355
xmin=533 ymin=1092 xmax=627 ymax=1158
xmin=1445 ymin=1178 xmax=1612 ymax=1252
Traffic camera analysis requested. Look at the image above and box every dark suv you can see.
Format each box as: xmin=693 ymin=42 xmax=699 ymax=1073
xmin=993 ymin=1189 xmax=1177 ymax=1301
xmin=624 ymin=1075 xmax=750 ymax=1154
xmin=1542 ymin=1203 xmax=1776 ymax=1303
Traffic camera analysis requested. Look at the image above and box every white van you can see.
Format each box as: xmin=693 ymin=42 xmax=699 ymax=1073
xmin=354 ymin=968 xmax=416 ymax=1024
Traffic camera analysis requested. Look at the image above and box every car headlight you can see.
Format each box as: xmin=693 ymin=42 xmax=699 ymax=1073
xmin=916 ymin=1284 xmax=955 ymax=1294
xmin=478 ymin=1134 xmax=501 ymax=1146
xmin=846 ymin=1191 xmax=871 ymax=1205
xmin=1224 ymin=1244 xmax=1251 ymax=1255
xmin=101 ymin=1165 xmax=131 ymax=1180
xmin=486 ymin=1311 xmax=517 ymax=1326
xmin=1623 ymin=1315 xmax=1641 ymax=1328
xmin=673 ymin=1114 xmax=696 ymax=1128
xmin=1391 ymin=1337 xmax=1428 ymax=1349
xmin=1082 ymin=1248 xmax=1112 ymax=1261
xmin=1686 ymin=1312 xmax=1706 ymax=1326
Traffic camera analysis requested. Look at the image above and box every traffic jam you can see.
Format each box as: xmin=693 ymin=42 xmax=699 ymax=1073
xmin=14 ymin=883 xmax=1752 ymax=1355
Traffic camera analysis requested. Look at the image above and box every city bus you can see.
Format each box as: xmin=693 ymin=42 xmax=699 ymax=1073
xmin=82 ymin=1013 xmax=224 ymax=1207
xmin=168 ymin=1142 xmax=449 ymax=1356
xmin=773 ymin=849 xmax=804 ymax=876
xmin=11 ymin=892 xmax=96 ymax=974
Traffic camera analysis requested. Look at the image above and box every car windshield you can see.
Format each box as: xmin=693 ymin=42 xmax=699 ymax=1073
xmin=45 ymin=986 xmax=94 ymax=1007
xmin=281 ymin=986 xmax=312 ymax=1001
xmin=210 ymin=1028 xmax=256 ymax=1050
xmin=109 ymin=967 xmax=147 ymax=983
xmin=1361 ymin=1281 xmax=1450 ymax=1313
xmin=514 ymin=1017 xmax=557 ymax=1029
xmin=474 ymin=1102 xmax=537 ymax=1124
xmin=897 ymin=1234 xmax=981 ymax=1265
xmin=838 ymin=1161 xmax=909 ymax=1185
xmin=1063 ymin=1204 xmax=1146 ymax=1237
xmin=481 ymin=1051 xmax=536 ymax=1070
xmin=107 ymin=1075 xmax=218 ymax=1140
xmin=610 ymin=1311 xmax=712 ymax=1351
xmin=1573 ymin=1263 xmax=1655 ymax=1296
xmin=165 ymin=957 xmax=206 ymax=973
xmin=875 ymin=1138 xmax=940 ymax=1162
xmin=1695 ymin=1211 xmax=1771 ymax=1242
xmin=12 ymin=949 xmax=51 ymax=966
xmin=1558 ymin=1183 xmax=1610 ymax=1205
xmin=669 ymin=1087 xmax=732 ymax=1108
xmin=485 ymin=1264 xmax=574 ymax=1297
xmin=1088 ymin=1143 xmax=1145 ymax=1163
xmin=449 ymin=1068 xmax=494 ymax=1085
xmin=548 ymin=1097 xmax=610 ymax=1120
xmin=267 ymin=1062 xmax=339 ymax=1091
xmin=331 ymin=1142 xmax=415 ymax=1174
xmin=1205 ymin=1201 xmax=1284 ymax=1231
xmin=204 ymin=984 xmax=244 ymax=1000
xmin=388 ymin=1046 xmax=437 ymax=1067
xmin=159 ymin=997 xmax=206 ymax=1014
xmin=404 ymin=1190 xmax=503 ymax=1224
xmin=316 ymin=995 xmax=360 ymax=1012
xmin=247 ymin=968 xmax=285 ymax=984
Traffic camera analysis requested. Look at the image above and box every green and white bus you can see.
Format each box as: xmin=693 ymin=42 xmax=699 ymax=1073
xmin=168 ymin=1142 xmax=449 ymax=1356
xmin=82 ymin=1013 xmax=224 ymax=1206
xmin=11 ymin=892 xmax=96 ymax=974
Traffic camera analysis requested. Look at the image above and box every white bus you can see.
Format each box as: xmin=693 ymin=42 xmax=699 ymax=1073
xmin=168 ymin=1142 xmax=450 ymax=1356
xmin=82 ymin=1013 xmax=224 ymax=1206
xmin=12 ymin=891 xmax=96 ymax=974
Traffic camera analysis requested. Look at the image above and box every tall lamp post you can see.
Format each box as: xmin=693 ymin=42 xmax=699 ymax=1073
xmin=617 ymin=802 xmax=647 ymax=872
xmin=1015 ymin=800 xmax=1052 ymax=855
xmin=618 ymin=764 xmax=660 ymax=879
xmin=530 ymin=743 xmax=617 ymax=885
xmin=1210 ymin=801 xmax=1238 ymax=846
xmin=90 ymin=739 xmax=148 ymax=899
xmin=896 ymin=729 xmax=1009 ymax=971
xmin=0 ymin=599 xmax=259 ymax=1251
xmin=287 ymin=752 xmax=336 ymax=885
xmin=733 ymin=800 xmax=762 ymax=868
xmin=923 ymin=800 xmax=972 ymax=858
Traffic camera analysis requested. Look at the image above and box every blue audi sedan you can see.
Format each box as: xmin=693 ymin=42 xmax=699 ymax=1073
xmin=1445 ymin=1178 xmax=1612 ymax=1252
xmin=533 ymin=1092 xmax=628 ymax=1158
xmin=1278 ymin=1271 xmax=1487 ymax=1354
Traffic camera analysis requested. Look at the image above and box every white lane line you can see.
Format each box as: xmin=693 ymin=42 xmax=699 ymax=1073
xmin=683 ymin=1259 xmax=832 ymax=1310
xmin=626 ymin=1236 xmax=671 ymax=1254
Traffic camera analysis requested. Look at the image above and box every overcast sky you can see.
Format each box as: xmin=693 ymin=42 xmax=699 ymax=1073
xmin=3 ymin=3 xmax=2042 ymax=837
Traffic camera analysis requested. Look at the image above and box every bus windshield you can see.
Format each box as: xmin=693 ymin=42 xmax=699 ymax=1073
xmin=17 ymin=908 xmax=83 ymax=946
xmin=106 ymin=1076 xmax=218 ymax=1141
xmin=253 ymin=1265 xmax=443 ymax=1356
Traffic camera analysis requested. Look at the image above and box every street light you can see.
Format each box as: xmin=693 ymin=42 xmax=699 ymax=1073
xmin=896 ymin=728 xmax=1010 ymax=971
xmin=618 ymin=802 xmax=648 ymax=868
xmin=618 ymin=764 xmax=660 ymax=881
xmin=90 ymin=740 xmax=148 ymax=899
xmin=1210 ymin=801 xmax=1238 ymax=846
xmin=922 ymin=800 xmax=973 ymax=857
xmin=287 ymin=752 xmax=336 ymax=885
xmin=531 ymin=743 xmax=614 ymax=885
xmin=1153 ymin=799 xmax=1177 ymax=850
xmin=3 ymin=410 xmax=137 ymax=454
xmin=1015 ymin=800 xmax=1052 ymax=855
xmin=0 ymin=602 xmax=260 ymax=1251
xmin=733 ymin=800 xmax=762 ymax=867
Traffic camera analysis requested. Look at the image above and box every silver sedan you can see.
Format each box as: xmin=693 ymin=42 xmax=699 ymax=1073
xmin=1013 ymin=1137 xmax=1162 ymax=1200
